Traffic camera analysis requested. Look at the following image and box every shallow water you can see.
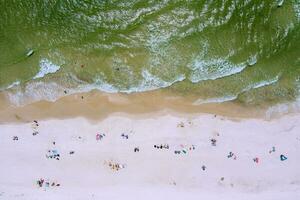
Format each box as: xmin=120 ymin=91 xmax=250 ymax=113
xmin=0 ymin=0 xmax=299 ymax=106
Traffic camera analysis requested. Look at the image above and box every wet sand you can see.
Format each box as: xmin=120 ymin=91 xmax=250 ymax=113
xmin=0 ymin=89 xmax=264 ymax=123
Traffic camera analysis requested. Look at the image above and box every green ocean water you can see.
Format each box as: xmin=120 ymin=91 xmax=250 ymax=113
xmin=0 ymin=0 xmax=300 ymax=106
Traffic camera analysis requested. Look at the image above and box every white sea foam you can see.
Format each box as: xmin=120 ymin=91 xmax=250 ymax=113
xmin=277 ymin=0 xmax=284 ymax=7
xmin=294 ymin=3 xmax=300 ymax=21
xmin=79 ymin=79 xmax=119 ymax=94
xmin=193 ymin=95 xmax=238 ymax=105
xmin=6 ymin=82 xmax=65 ymax=106
xmin=265 ymin=98 xmax=300 ymax=119
xmin=7 ymin=79 xmax=118 ymax=106
xmin=266 ymin=80 xmax=300 ymax=119
xmin=33 ymin=59 xmax=61 ymax=79
xmin=0 ymin=81 xmax=21 ymax=91
xmin=124 ymin=70 xmax=185 ymax=93
xmin=242 ymin=75 xmax=280 ymax=92
xmin=247 ymin=54 xmax=257 ymax=66
xmin=6 ymin=70 xmax=186 ymax=106
xmin=87 ymin=70 xmax=185 ymax=94
xmin=7 ymin=81 xmax=21 ymax=89
xmin=193 ymin=75 xmax=280 ymax=105
xmin=189 ymin=58 xmax=247 ymax=83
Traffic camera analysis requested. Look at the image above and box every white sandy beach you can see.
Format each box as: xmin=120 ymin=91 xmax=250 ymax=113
xmin=0 ymin=111 xmax=300 ymax=200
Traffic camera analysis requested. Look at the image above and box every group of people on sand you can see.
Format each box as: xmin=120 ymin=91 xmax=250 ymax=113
xmin=153 ymin=143 xmax=197 ymax=155
xmin=96 ymin=133 xmax=106 ymax=141
xmin=96 ymin=132 xmax=132 ymax=141
xmin=210 ymin=138 xmax=217 ymax=146
xmin=121 ymin=133 xmax=129 ymax=139
xmin=227 ymin=151 xmax=237 ymax=160
xmin=226 ymin=146 xmax=288 ymax=163
xmin=46 ymin=149 xmax=60 ymax=160
xmin=32 ymin=120 xmax=39 ymax=136
xmin=177 ymin=120 xmax=193 ymax=128
xmin=154 ymin=144 xmax=169 ymax=149
xmin=13 ymin=120 xmax=40 ymax=141
xmin=105 ymin=160 xmax=126 ymax=171
xmin=31 ymin=121 xmax=290 ymax=189
xmin=37 ymin=178 xmax=60 ymax=188
xmin=174 ymin=144 xmax=196 ymax=155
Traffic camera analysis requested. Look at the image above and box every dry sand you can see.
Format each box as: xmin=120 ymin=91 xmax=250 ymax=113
xmin=0 ymin=109 xmax=300 ymax=200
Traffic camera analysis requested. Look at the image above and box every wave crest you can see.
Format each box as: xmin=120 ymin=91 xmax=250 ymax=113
xmin=33 ymin=59 xmax=61 ymax=80
xmin=188 ymin=58 xmax=247 ymax=83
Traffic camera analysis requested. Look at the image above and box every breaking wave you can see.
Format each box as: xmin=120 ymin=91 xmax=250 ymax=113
xmin=33 ymin=59 xmax=61 ymax=80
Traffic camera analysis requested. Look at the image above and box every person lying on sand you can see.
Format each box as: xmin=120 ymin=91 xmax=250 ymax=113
xmin=269 ymin=146 xmax=276 ymax=154
xmin=96 ymin=133 xmax=106 ymax=141
xmin=189 ymin=145 xmax=195 ymax=150
xmin=106 ymin=160 xmax=126 ymax=171
xmin=210 ymin=139 xmax=217 ymax=146
xmin=32 ymin=131 xmax=39 ymax=136
xmin=121 ymin=133 xmax=129 ymax=139
xmin=253 ymin=157 xmax=259 ymax=163
xmin=37 ymin=179 xmax=60 ymax=188
xmin=37 ymin=179 xmax=44 ymax=187
xmin=174 ymin=150 xmax=181 ymax=154
xmin=154 ymin=144 xmax=169 ymax=149
xmin=227 ymin=152 xmax=234 ymax=158
xmin=31 ymin=121 xmax=39 ymax=130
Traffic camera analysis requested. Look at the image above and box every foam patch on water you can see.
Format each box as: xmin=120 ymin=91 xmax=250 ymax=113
xmin=125 ymin=70 xmax=185 ymax=93
xmin=277 ymin=0 xmax=284 ymax=7
xmin=247 ymin=54 xmax=257 ymax=66
xmin=193 ymin=75 xmax=280 ymax=105
xmin=242 ymin=75 xmax=280 ymax=92
xmin=266 ymin=79 xmax=300 ymax=119
xmin=6 ymin=82 xmax=65 ymax=106
xmin=7 ymin=79 xmax=117 ymax=106
xmin=78 ymin=79 xmax=119 ymax=94
xmin=265 ymin=98 xmax=300 ymax=119
xmin=0 ymin=81 xmax=20 ymax=91
xmin=6 ymin=70 xmax=186 ymax=106
xmin=89 ymin=70 xmax=185 ymax=94
xmin=33 ymin=59 xmax=61 ymax=79
xmin=189 ymin=58 xmax=247 ymax=83
xmin=294 ymin=3 xmax=300 ymax=21
xmin=193 ymin=95 xmax=238 ymax=105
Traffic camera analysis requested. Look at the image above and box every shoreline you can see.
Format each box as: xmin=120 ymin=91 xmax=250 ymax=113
xmin=1 ymin=89 xmax=297 ymax=124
